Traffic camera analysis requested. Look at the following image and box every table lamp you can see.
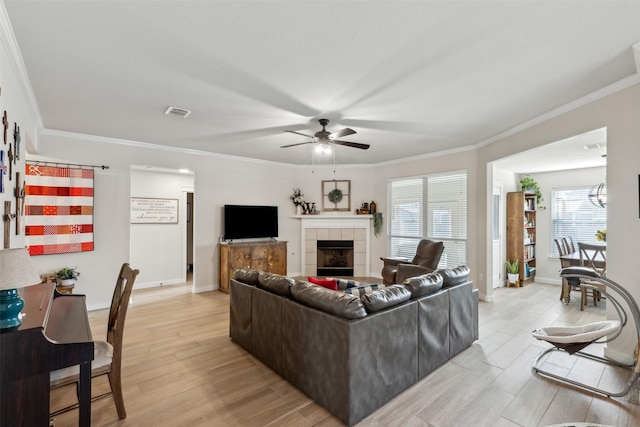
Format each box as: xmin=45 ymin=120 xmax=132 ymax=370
xmin=0 ymin=248 xmax=42 ymax=329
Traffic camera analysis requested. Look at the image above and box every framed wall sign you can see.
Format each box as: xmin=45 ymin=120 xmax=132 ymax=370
xmin=131 ymin=197 xmax=178 ymax=224
xmin=322 ymin=180 xmax=350 ymax=212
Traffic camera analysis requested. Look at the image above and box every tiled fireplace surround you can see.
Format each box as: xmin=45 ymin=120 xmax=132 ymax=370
xmin=299 ymin=215 xmax=371 ymax=277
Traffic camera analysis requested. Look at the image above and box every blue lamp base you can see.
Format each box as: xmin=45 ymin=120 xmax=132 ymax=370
xmin=0 ymin=288 xmax=25 ymax=329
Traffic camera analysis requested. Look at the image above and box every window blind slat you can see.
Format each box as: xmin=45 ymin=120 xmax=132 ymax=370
xmin=551 ymin=187 xmax=606 ymax=255
xmin=388 ymin=171 xmax=467 ymax=268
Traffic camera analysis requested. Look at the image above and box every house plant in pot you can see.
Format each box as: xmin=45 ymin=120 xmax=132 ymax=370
xmin=519 ymin=177 xmax=545 ymax=210
xmin=55 ymin=267 xmax=80 ymax=287
xmin=505 ymin=259 xmax=519 ymax=286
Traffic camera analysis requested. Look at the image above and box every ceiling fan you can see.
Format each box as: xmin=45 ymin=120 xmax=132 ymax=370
xmin=281 ymin=119 xmax=370 ymax=151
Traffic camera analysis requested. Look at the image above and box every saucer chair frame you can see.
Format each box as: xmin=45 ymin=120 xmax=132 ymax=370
xmin=531 ymin=267 xmax=640 ymax=399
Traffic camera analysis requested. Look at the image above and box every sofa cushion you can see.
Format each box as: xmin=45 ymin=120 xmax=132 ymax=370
xmin=402 ymin=272 xmax=443 ymax=298
xmin=327 ymin=278 xmax=360 ymax=290
xmin=234 ymin=268 xmax=260 ymax=285
xmin=291 ymin=281 xmax=367 ymax=319
xmin=435 ymin=265 xmax=470 ymax=288
xmin=361 ymin=285 xmax=411 ymax=313
xmin=307 ymin=276 xmax=338 ymax=291
xmin=257 ymin=272 xmax=295 ymax=297
xmin=344 ymin=283 xmax=385 ymax=297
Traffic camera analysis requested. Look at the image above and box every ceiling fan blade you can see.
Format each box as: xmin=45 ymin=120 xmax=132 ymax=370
xmin=333 ymin=140 xmax=370 ymax=150
xmin=330 ymin=128 xmax=356 ymax=139
xmin=280 ymin=141 xmax=314 ymax=148
xmin=285 ymin=130 xmax=314 ymax=138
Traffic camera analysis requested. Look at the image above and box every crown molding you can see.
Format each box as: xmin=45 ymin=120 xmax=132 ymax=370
xmin=39 ymin=128 xmax=374 ymax=170
xmin=0 ymin=1 xmax=44 ymax=132
xmin=474 ymin=72 xmax=640 ymax=150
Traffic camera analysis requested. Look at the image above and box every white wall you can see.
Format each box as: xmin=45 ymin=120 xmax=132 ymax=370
xmin=492 ymin=166 xmax=518 ymax=288
xmin=130 ymin=168 xmax=194 ymax=289
xmin=0 ymin=16 xmax=37 ymax=250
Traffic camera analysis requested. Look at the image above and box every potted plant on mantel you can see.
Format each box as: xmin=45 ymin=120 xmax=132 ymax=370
xmin=519 ymin=177 xmax=545 ymax=210
xmin=55 ymin=267 xmax=80 ymax=287
xmin=505 ymin=259 xmax=519 ymax=286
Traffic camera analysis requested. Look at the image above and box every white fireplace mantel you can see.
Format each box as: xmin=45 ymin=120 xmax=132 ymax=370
xmin=295 ymin=215 xmax=372 ymax=277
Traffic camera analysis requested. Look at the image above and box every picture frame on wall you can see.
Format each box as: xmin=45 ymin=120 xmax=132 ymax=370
xmin=322 ymin=179 xmax=350 ymax=212
xmin=130 ymin=197 xmax=179 ymax=224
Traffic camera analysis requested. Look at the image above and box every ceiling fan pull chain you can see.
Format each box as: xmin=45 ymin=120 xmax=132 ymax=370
xmin=333 ymin=150 xmax=336 ymax=173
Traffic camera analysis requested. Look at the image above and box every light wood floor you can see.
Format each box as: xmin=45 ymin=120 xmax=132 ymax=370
xmin=50 ymin=281 xmax=640 ymax=427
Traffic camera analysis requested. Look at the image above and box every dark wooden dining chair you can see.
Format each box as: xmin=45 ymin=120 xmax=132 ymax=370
xmin=555 ymin=238 xmax=579 ymax=302
xmin=562 ymin=236 xmax=576 ymax=254
xmin=50 ymin=263 xmax=139 ymax=419
xmin=578 ymin=242 xmax=606 ymax=311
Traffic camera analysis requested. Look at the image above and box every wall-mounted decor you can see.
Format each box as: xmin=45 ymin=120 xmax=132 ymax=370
xmin=13 ymin=123 xmax=20 ymax=161
xmin=24 ymin=165 xmax=95 ymax=255
xmin=130 ymin=197 xmax=178 ymax=224
xmin=2 ymin=111 xmax=8 ymax=144
xmin=322 ymin=179 xmax=350 ymax=212
xmin=0 ymin=150 xmax=6 ymax=193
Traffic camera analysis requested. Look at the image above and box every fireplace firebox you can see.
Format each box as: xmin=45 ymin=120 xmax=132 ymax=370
xmin=316 ymin=240 xmax=354 ymax=276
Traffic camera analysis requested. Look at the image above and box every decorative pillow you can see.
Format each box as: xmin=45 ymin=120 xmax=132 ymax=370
xmin=327 ymin=278 xmax=360 ymax=290
xmin=307 ymin=276 xmax=338 ymax=291
xmin=233 ymin=268 xmax=260 ymax=285
xmin=257 ymin=272 xmax=295 ymax=297
xmin=402 ymin=272 xmax=443 ymax=298
xmin=361 ymin=285 xmax=412 ymax=313
xmin=343 ymin=283 xmax=385 ymax=297
xmin=435 ymin=265 xmax=470 ymax=288
xmin=291 ymin=281 xmax=367 ymax=319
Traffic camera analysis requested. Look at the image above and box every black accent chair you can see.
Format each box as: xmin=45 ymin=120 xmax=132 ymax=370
xmin=380 ymin=239 xmax=444 ymax=285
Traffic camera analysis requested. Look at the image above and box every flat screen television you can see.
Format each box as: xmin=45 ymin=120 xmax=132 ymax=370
xmin=223 ymin=205 xmax=278 ymax=241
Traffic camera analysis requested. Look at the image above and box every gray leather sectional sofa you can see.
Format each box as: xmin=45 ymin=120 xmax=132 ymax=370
xmin=229 ymin=266 xmax=479 ymax=426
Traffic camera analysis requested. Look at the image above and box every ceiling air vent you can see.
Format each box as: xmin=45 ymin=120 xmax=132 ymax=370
xmin=164 ymin=106 xmax=192 ymax=118
xmin=582 ymin=142 xmax=606 ymax=150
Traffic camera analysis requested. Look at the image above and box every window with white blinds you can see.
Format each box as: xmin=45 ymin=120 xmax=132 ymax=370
xmin=387 ymin=170 xmax=467 ymax=268
xmin=551 ymin=187 xmax=607 ymax=255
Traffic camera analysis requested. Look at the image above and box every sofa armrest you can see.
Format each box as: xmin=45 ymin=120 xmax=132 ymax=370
xmin=380 ymin=256 xmax=410 ymax=267
xmin=396 ymin=264 xmax=436 ymax=284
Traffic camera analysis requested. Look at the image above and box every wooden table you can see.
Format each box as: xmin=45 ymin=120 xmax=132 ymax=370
xmin=560 ymin=249 xmax=606 ymax=267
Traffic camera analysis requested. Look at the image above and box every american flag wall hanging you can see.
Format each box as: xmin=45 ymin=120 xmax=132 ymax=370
xmin=24 ymin=164 xmax=94 ymax=255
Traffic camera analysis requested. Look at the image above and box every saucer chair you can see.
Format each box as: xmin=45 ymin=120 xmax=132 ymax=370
xmin=532 ymin=267 xmax=640 ymax=399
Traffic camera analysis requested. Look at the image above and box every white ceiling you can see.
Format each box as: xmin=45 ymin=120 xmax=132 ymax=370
xmin=494 ymin=127 xmax=608 ymax=174
xmin=3 ymin=1 xmax=639 ymax=167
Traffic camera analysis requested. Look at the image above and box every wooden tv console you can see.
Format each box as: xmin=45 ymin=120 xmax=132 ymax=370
xmin=219 ymin=240 xmax=287 ymax=293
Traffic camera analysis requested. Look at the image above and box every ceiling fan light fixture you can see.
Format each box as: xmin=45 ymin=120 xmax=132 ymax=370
xmin=315 ymin=144 xmax=332 ymax=156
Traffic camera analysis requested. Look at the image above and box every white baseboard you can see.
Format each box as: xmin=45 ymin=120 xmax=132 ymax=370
xmin=193 ymin=283 xmax=216 ymax=293
xmin=533 ymin=277 xmax=561 ymax=286
xmin=604 ymin=346 xmax=635 ymax=365
xmin=134 ymin=278 xmax=186 ymax=290
xmin=480 ymin=293 xmax=495 ymax=302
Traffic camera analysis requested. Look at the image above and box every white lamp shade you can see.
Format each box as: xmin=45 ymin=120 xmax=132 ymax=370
xmin=0 ymin=248 xmax=42 ymax=290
